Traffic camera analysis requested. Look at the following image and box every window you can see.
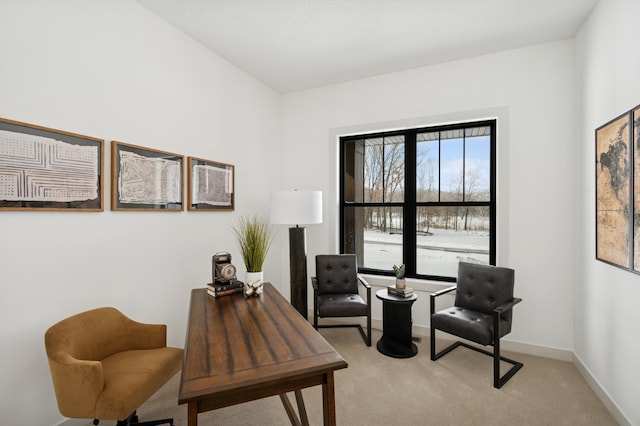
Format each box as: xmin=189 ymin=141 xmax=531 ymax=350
xmin=340 ymin=120 xmax=496 ymax=281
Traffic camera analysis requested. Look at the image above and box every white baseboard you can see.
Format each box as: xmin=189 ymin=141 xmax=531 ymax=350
xmin=573 ymin=353 xmax=632 ymax=426
xmin=57 ymin=419 xmax=90 ymax=426
xmin=316 ymin=314 xmax=574 ymax=361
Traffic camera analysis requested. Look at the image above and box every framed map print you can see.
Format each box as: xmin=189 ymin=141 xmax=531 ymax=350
xmin=187 ymin=157 xmax=234 ymax=211
xmin=634 ymin=106 xmax=640 ymax=272
xmin=596 ymin=112 xmax=631 ymax=269
xmin=111 ymin=141 xmax=183 ymax=211
xmin=0 ymin=117 xmax=104 ymax=211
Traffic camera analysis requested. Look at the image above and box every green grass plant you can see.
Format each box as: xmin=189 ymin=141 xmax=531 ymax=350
xmin=232 ymin=215 xmax=274 ymax=272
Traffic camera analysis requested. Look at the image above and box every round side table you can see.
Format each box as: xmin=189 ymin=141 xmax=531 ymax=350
xmin=375 ymin=288 xmax=418 ymax=358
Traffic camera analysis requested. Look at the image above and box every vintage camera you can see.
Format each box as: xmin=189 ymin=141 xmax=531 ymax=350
xmin=212 ymin=252 xmax=238 ymax=284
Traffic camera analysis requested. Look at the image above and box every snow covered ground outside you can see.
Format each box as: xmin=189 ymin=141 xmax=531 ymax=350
xmin=362 ymin=228 xmax=489 ymax=277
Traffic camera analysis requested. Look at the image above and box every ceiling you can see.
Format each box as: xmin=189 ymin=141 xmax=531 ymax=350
xmin=135 ymin=0 xmax=598 ymax=93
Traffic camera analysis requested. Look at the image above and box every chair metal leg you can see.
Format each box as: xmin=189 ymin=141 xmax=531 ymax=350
xmin=316 ymin=323 xmax=370 ymax=346
xmin=431 ymin=339 xmax=522 ymax=388
xmin=430 ymin=331 xmax=435 ymax=360
xmin=431 ymin=336 xmax=464 ymax=361
xmin=493 ymin=342 xmax=523 ymax=388
xmin=494 ymin=334 xmax=500 ymax=388
xmin=356 ymin=324 xmax=369 ymax=346
xmin=114 ymin=411 xmax=175 ymax=426
xmin=430 ymin=310 xmax=523 ymax=389
xmin=366 ymin=285 xmax=372 ymax=346
xmin=431 ymin=307 xmax=464 ymax=361
xmin=313 ymin=289 xmax=319 ymax=330
xmin=491 ymin=310 xmax=523 ymax=388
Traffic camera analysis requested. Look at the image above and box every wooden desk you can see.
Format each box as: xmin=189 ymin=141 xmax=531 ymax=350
xmin=179 ymin=284 xmax=348 ymax=426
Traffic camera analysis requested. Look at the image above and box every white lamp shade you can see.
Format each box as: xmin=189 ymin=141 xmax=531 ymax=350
xmin=270 ymin=190 xmax=323 ymax=225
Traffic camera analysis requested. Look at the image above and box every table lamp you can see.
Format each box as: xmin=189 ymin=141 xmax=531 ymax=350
xmin=270 ymin=190 xmax=323 ymax=320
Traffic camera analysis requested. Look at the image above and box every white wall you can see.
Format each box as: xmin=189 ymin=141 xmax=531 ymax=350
xmin=281 ymin=40 xmax=577 ymax=356
xmin=575 ymin=0 xmax=640 ymax=424
xmin=0 ymin=1 xmax=282 ymax=425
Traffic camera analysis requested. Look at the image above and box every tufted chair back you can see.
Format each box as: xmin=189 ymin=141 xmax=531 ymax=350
xmin=454 ymin=261 xmax=515 ymax=334
xmin=315 ymin=254 xmax=358 ymax=295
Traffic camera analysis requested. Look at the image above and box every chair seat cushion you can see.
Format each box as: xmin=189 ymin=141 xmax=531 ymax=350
xmin=95 ymin=347 xmax=183 ymax=420
xmin=318 ymin=293 xmax=368 ymax=317
xmin=431 ymin=307 xmax=509 ymax=346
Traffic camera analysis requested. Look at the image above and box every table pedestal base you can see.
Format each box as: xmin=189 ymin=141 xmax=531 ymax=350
xmin=375 ymin=289 xmax=418 ymax=359
xmin=377 ymin=336 xmax=418 ymax=358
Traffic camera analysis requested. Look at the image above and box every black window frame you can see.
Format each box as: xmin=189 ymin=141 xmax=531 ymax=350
xmin=339 ymin=119 xmax=497 ymax=282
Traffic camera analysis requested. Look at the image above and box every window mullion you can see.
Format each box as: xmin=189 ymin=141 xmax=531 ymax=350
xmin=462 ymin=131 xmax=466 ymax=202
xmin=404 ymin=132 xmax=417 ymax=277
xmin=438 ymin=132 xmax=442 ymax=202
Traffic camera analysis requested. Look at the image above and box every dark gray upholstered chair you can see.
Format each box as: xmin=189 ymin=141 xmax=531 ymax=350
xmin=430 ymin=261 xmax=523 ymax=388
xmin=312 ymin=254 xmax=371 ymax=346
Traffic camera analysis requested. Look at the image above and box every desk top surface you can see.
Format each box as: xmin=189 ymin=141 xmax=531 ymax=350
xmin=179 ymin=283 xmax=348 ymax=404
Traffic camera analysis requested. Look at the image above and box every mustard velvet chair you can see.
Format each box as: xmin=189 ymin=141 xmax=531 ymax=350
xmin=45 ymin=307 xmax=184 ymax=426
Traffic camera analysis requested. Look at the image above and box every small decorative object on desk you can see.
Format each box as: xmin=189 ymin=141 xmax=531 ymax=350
xmin=207 ymin=281 xmax=244 ymax=298
xmin=244 ymin=271 xmax=264 ymax=297
xmin=387 ymin=284 xmax=414 ymax=298
xmin=393 ymin=264 xmax=406 ymax=289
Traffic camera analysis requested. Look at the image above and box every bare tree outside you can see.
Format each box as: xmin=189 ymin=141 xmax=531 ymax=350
xmin=417 ymin=139 xmax=437 ymax=234
xmin=362 ymin=136 xmax=404 ymax=232
xmin=463 ymin=165 xmax=482 ymax=230
xmin=364 ymin=138 xmax=383 ymax=203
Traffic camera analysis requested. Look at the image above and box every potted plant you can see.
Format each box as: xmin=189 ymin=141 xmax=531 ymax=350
xmin=232 ymin=215 xmax=274 ymax=296
xmin=393 ymin=264 xmax=406 ymax=289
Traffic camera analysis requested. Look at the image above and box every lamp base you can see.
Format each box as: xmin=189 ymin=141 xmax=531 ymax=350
xmin=289 ymin=227 xmax=308 ymax=320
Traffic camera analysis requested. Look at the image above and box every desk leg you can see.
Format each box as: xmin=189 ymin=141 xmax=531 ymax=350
xmin=188 ymin=402 xmax=198 ymax=426
xmin=280 ymin=393 xmax=302 ymax=426
xmin=322 ymin=372 xmax=337 ymax=426
xmin=295 ymin=390 xmax=310 ymax=426
xmin=280 ymin=391 xmax=310 ymax=426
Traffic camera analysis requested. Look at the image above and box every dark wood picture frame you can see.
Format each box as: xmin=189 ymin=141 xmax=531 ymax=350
xmin=595 ymin=111 xmax=632 ymax=270
xmin=187 ymin=156 xmax=234 ymax=211
xmin=0 ymin=117 xmax=104 ymax=211
xmin=111 ymin=141 xmax=183 ymax=211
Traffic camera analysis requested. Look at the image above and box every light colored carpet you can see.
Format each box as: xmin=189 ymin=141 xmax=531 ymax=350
xmin=75 ymin=328 xmax=617 ymax=425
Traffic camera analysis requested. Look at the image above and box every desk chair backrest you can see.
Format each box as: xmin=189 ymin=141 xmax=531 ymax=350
xmin=315 ymin=254 xmax=359 ymax=295
xmin=455 ymin=261 xmax=515 ymax=334
xmin=45 ymin=307 xmax=164 ymax=362
xmin=44 ymin=307 xmax=167 ymax=419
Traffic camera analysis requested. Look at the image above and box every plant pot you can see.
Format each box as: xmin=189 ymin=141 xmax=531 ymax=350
xmin=245 ymin=271 xmax=264 ymax=297
xmin=395 ymin=278 xmax=406 ymax=289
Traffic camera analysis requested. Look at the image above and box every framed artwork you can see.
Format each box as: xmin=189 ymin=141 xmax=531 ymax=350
xmin=187 ymin=157 xmax=234 ymax=211
xmin=111 ymin=141 xmax=183 ymax=211
xmin=634 ymin=106 xmax=640 ymax=272
xmin=0 ymin=117 xmax=104 ymax=211
xmin=595 ymin=112 xmax=631 ymax=270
